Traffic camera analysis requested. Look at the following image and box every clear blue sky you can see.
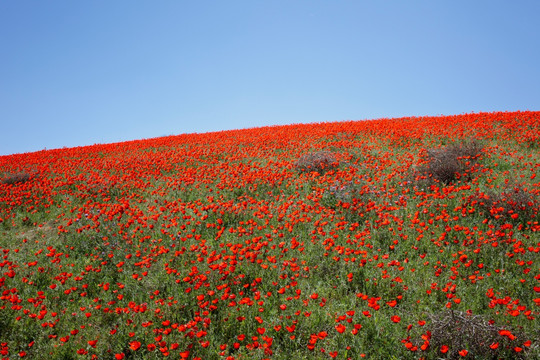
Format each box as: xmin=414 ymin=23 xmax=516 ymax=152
xmin=1 ymin=1 xmax=539 ymax=156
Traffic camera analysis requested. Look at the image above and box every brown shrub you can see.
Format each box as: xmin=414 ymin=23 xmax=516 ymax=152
xmin=424 ymin=310 xmax=531 ymax=359
xmin=416 ymin=139 xmax=484 ymax=184
xmin=1 ymin=172 xmax=31 ymax=185
xmin=469 ymin=183 xmax=538 ymax=225
xmin=295 ymin=151 xmax=339 ymax=174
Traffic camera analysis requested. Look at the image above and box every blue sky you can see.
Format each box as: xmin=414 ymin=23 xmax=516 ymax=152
xmin=1 ymin=1 xmax=539 ymax=156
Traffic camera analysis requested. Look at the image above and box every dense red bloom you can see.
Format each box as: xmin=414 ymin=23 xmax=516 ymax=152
xmin=335 ymin=324 xmax=346 ymax=333
xmin=0 ymin=110 xmax=538 ymax=359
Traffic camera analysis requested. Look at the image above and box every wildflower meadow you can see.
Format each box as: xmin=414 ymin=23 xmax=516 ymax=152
xmin=0 ymin=111 xmax=539 ymax=359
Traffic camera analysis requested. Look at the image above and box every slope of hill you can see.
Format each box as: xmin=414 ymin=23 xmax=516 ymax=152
xmin=1 ymin=111 xmax=539 ymax=359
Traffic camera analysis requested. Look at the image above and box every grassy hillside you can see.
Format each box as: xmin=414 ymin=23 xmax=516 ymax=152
xmin=1 ymin=111 xmax=539 ymax=359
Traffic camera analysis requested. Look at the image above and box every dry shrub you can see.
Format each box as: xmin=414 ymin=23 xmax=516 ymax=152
xmin=415 ymin=139 xmax=484 ymax=184
xmin=469 ymin=183 xmax=539 ymax=225
xmin=295 ymin=151 xmax=339 ymax=174
xmin=425 ymin=310 xmax=531 ymax=359
xmin=1 ymin=172 xmax=31 ymax=185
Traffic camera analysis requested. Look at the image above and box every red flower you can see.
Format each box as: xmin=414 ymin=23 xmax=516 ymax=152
xmin=499 ymin=329 xmax=516 ymax=340
xmin=335 ymin=324 xmax=346 ymax=333
xmin=129 ymin=341 xmax=141 ymax=351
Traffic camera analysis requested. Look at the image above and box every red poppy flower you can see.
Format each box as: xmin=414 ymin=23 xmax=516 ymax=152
xmin=335 ymin=324 xmax=346 ymax=333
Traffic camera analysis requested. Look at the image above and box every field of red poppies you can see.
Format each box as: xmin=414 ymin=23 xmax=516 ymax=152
xmin=1 ymin=111 xmax=539 ymax=359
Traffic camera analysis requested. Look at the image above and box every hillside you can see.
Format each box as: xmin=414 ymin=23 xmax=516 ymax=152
xmin=1 ymin=111 xmax=539 ymax=359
